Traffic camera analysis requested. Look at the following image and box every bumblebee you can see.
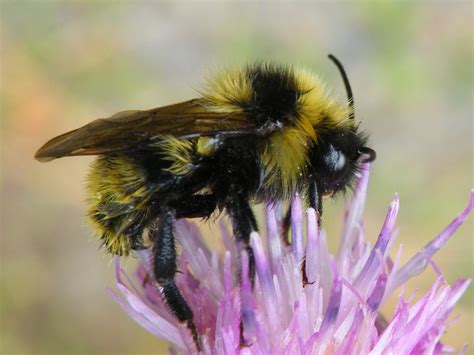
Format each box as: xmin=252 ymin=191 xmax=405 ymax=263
xmin=35 ymin=55 xmax=375 ymax=345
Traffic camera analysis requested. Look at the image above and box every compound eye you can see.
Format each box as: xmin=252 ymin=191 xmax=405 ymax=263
xmin=334 ymin=151 xmax=346 ymax=171
xmin=323 ymin=145 xmax=346 ymax=173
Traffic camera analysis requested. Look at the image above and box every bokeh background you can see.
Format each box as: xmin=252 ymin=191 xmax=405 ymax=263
xmin=1 ymin=1 xmax=472 ymax=354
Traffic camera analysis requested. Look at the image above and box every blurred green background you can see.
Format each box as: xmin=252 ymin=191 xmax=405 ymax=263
xmin=1 ymin=1 xmax=472 ymax=354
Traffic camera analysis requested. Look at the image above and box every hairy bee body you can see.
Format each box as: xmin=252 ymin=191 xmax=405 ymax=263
xmin=36 ymin=57 xmax=374 ymax=344
xmin=82 ymin=63 xmax=361 ymax=256
xmin=86 ymin=154 xmax=154 ymax=255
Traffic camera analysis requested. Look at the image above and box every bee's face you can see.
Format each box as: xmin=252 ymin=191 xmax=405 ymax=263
xmin=310 ymin=128 xmax=374 ymax=195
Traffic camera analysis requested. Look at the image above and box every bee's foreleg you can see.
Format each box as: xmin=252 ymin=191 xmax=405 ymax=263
xmin=309 ymin=181 xmax=323 ymax=227
xmin=152 ymin=210 xmax=201 ymax=350
xmin=226 ymin=192 xmax=258 ymax=283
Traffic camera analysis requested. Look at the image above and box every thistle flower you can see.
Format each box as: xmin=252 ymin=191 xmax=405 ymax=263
xmin=108 ymin=165 xmax=473 ymax=354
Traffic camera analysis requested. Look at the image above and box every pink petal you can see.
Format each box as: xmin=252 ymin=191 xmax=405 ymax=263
xmin=338 ymin=163 xmax=371 ymax=267
xmin=290 ymin=192 xmax=304 ymax=262
xmin=392 ymin=190 xmax=474 ymax=291
xmin=265 ymin=202 xmax=284 ymax=275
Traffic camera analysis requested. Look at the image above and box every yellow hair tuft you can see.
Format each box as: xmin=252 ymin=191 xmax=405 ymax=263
xmin=86 ymin=155 xmax=152 ymax=256
xmin=160 ymin=136 xmax=195 ymax=175
xmin=293 ymin=67 xmax=352 ymax=132
xmin=199 ymin=68 xmax=252 ymax=112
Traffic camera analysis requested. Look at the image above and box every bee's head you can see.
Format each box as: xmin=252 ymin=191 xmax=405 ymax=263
xmin=309 ymin=127 xmax=375 ymax=196
xmin=308 ymin=54 xmax=376 ymax=197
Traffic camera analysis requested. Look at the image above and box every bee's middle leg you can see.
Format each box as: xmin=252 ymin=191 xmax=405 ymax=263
xmin=226 ymin=192 xmax=258 ymax=283
xmin=173 ymin=192 xmax=258 ymax=282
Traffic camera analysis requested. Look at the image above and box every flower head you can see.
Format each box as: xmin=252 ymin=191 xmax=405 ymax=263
xmin=109 ymin=165 xmax=473 ymax=354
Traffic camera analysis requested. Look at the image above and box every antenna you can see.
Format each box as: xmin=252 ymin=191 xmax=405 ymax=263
xmin=328 ymin=54 xmax=354 ymax=120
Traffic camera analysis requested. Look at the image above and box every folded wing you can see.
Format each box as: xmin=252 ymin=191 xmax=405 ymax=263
xmin=35 ymin=99 xmax=256 ymax=162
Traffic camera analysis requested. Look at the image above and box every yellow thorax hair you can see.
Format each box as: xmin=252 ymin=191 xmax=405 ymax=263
xmin=201 ymin=64 xmax=352 ymax=196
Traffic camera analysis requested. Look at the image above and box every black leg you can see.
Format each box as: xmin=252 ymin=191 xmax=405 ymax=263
xmin=152 ymin=210 xmax=201 ymax=350
xmin=281 ymin=205 xmax=292 ymax=245
xmin=226 ymin=192 xmax=258 ymax=282
xmin=172 ymin=194 xmax=217 ymax=219
xmin=226 ymin=192 xmax=258 ymax=348
xmin=309 ymin=181 xmax=323 ymax=226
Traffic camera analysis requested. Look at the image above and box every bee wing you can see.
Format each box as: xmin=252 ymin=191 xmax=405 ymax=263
xmin=35 ymin=99 xmax=257 ymax=162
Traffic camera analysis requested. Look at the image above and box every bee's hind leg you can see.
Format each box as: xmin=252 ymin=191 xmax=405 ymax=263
xmin=152 ymin=210 xmax=201 ymax=350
